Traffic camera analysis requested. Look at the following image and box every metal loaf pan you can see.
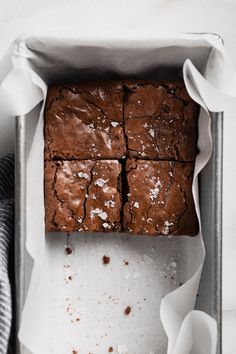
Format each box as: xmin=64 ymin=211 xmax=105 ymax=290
xmin=13 ymin=33 xmax=223 ymax=354
xmin=14 ymin=112 xmax=223 ymax=354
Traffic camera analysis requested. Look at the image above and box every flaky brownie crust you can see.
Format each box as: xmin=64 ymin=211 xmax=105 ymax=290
xmin=45 ymin=160 xmax=122 ymax=232
xmin=124 ymin=80 xmax=198 ymax=161
xmin=123 ymin=159 xmax=198 ymax=236
xmin=44 ymin=81 xmax=126 ymax=160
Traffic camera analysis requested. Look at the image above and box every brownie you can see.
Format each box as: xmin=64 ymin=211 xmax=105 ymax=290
xmin=124 ymin=80 xmax=198 ymax=161
xmin=45 ymin=160 xmax=122 ymax=232
xmin=123 ymin=159 xmax=198 ymax=236
xmin=44 ymin=82 xmax=126 ymax=160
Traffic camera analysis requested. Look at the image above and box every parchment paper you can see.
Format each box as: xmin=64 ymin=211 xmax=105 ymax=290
xmin=0 ymin=32 xmax=235 ymax=354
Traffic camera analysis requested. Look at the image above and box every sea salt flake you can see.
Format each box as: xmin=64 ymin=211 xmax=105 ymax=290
xmin=134 ymin=201 xmax=139 ymax=208
xmin=103 ymin=222 xmax=109 ymax=228
xmin=77 ymin=218 xmax=83 ymax=223
xmin=150 ymin=179 xmax=161 ymax=200
xmin=149 ymin=128 xmax=155 ymax=137
xmin=141 ymin=152 xmax=146 ymax=157
xmin=92 ymin=194 xmax=97 ymax=200
xmin=98 ymin=87 xmax=106 ymax=100
xmin=170 ymin=261 xmax=177 ymax=268
xmin=91 ymin=208 xmax=103 ymax=217
xmin=103 ymin=185 xmax=110 ymax=193
xmin=163 ymin=221 xmax=174 ymax=235
xmin=143 ymin=122 xmax=148 ymax=128
xmin=111 ymin=121 xmax=119 ymax=127
xmin=91 ymin=208 xmax=109 ymax=220
xmin=104 ymin=200 xmax=115 ymax=208
xmin=164 ymin=221 xmax=174 ymax=227
xmin=169 ymin=171 xmax=173 ymax=177
xmin=94 ymin=178 xmax=108 ymax=187
xmin=98 ymin=212 xmax=108 ymax=220
xmin=89 ymin=123 xmax=95 ymax=129
xmin=77 ymin=172 xmax=90 ymax=179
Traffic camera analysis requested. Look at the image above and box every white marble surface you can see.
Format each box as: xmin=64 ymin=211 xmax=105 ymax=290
xmin=0 ymin=0 xmax=235 ymax=352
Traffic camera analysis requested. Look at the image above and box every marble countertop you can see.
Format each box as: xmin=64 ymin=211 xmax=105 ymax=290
xmin=0 ymin=0 xmax=235 ymax=352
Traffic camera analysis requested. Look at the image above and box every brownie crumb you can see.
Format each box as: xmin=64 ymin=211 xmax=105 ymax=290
xmin=68 ymin=276 xmax=72 ymax=281
xmin=65 ymin=247 xmax=72 ymax=255
xmin=103 ymin=255 xmax=110 ymax=264
xmin=124 ymin=306 xmax=131 ymax=315
xmin=124 ymin=260 xmax=129 ymax=266
xmin=72 ymin=350 xmax=78 ymax=354
xmin=108 ymin=347 xmax=113 ymax=352
xmin=76 ymin=317 xmax=80 ymax=322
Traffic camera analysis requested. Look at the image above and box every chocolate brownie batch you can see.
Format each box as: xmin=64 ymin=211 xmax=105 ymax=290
xmin=44 ymin=80 xmax=199 ymax=236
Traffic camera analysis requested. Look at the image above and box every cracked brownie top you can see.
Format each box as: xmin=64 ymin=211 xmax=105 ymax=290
xmin=123 ymin=159 xmax=198 ymax=236
xmin=44 ymin=81 xmax=126 ymax=160
xmin=44 ymin=80 xmax=198 ymax=162
xmin=45 ymin=160 xmax=122 ymax=232
xmin=123 ymin=80 xmax=198 ymax=161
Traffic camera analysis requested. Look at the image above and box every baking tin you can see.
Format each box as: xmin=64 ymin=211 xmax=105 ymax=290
xmin=14 ymin=110 xmax=223 ymax=354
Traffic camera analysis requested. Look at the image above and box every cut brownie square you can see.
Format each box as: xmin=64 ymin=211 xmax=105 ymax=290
xmin=123 ymin=159 xmax=198 ymax=236
xmin=124 ymin=80 xmax=199 ymax=161
xmin=45 ymin=160 xmax=122 ymax=232
xmin=44 ymin=82 xmax=126 ymax=159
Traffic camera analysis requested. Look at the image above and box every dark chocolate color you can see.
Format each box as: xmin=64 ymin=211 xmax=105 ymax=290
xmin=123 ymin=159 xmax=198 ymax=236
xmin=124 ymin=80 xmax=198 ymax=161
xmin=44 ymin=80 xmax=199 ymax=237
xmin=44 ymin=82 xmax=126 ymax=160
xmin=45 ymin=160 xmax=122 ymax=232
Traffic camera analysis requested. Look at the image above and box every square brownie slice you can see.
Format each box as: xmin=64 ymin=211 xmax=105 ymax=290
xmin=45 ymin=160 xmax=122 ymax=232
xmin=45 ymin=81 xmax=126 ymax=159
xmin=124 ymin=80 xmax=199 ymax=161
xmin=123 ymin=159 xmax=198 ymax=236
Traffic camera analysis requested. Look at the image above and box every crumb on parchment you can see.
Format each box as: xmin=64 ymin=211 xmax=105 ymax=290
xmin=103 ymin=255 xmax=110 ymax=264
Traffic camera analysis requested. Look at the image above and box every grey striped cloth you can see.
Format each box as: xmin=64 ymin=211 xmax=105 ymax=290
xmin=0 ymin=155 xmax=14 ymax=354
